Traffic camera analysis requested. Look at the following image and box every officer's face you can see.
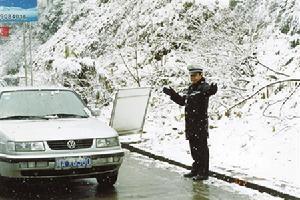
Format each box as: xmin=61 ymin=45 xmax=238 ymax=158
xmin=190 ymin=73 xmax=202 ymax=84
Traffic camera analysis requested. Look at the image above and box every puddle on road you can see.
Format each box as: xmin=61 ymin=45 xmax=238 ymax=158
xmin=126 ymin=152 xmax=282 ymax=200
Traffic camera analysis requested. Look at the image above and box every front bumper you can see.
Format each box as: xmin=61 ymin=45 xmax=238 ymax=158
xmin=0 ymin=150 xmax=124 ymax=178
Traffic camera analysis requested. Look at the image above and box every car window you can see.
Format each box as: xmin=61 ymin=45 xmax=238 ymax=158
xmin=0 ymin=90 xmax=89 ymax=118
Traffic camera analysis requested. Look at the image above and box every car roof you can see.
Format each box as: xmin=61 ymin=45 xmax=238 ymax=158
xmin=0 ymin=86 xmax=74 ymax=93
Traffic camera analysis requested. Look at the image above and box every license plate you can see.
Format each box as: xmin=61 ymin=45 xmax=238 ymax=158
xmin=55 ymin=156 xmax=92 ymax=170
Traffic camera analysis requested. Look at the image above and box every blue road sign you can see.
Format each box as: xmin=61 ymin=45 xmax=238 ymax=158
xmin=0 ymin=0 xmax=38 ymax=23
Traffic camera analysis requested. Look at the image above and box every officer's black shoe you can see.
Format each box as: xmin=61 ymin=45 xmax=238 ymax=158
xmin=183 ymin=172 xmax=196 ymax=178
xmin=192 ymin=175 xmax=209 ymax=181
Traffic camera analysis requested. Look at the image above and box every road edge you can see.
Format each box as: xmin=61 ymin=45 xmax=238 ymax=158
xmin=121 ymin=142 xmax=300 ymax=200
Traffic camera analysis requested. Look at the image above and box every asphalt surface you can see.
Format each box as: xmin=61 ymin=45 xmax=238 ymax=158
xmin=0 ymin=152 xmax=267 ymax=200
xmin=122 ymin=143 xmax=299 ymax=200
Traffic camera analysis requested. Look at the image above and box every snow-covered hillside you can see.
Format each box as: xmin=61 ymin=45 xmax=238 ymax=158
xmin=1 ymin=0 xmax=299 ymax=109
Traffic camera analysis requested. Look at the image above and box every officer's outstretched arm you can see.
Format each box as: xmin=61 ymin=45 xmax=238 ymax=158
xmin=170 ymin=93 xmax=186 ymax=106
xmin=163 ymin=87 xmax=186 ymax=106
xmin=203 ymin=83 xmax=218 ymax=97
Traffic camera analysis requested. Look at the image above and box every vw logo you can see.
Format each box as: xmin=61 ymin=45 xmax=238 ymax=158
xmin=67 ymin=140 xmax=76 ymax=149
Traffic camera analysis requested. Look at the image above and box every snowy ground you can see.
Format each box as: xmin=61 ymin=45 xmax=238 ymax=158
xmin=99 ymin=95 xmax=300 ymax=199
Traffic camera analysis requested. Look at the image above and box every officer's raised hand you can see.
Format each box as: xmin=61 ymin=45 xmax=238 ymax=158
xmin=163 ymin=87 xmax=176 ymax=96
xmin=209 ymin=83 xmax=218 ymax=95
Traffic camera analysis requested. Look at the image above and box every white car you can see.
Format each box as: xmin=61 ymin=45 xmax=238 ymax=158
xmin=0 ymin=87 xmax=124 ymax=186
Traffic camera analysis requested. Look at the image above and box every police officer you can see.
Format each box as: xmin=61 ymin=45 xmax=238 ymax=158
xmin=163 ymin=65 xmax=217 ymax=181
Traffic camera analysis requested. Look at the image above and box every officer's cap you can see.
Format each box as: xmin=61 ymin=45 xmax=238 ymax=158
xmin=187 ymin=65 xmax=203 ymax=74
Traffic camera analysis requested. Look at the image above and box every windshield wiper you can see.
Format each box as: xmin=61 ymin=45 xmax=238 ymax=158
xmin=0 ymin=114 xmax=89 ymax=120
xmin=44 ymin=113 xmax=88 ymax=119
xmin=0 ymin=115 xmax=49 ymax=120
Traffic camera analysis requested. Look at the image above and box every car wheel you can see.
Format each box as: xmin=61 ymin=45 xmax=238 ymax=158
xmin=0 ymin=177 xmax=16 ymax=186
xmin=0 ymin=176 xmax=4 ymax=185
xmin=96 ymin=174 xmax=118 ymax=187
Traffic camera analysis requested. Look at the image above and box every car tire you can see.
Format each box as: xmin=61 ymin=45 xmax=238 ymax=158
xmin=0 ymin=176 xmax=4 ymax=185
xmin=96 ymin=173 xmax=118 ymax=187
xmin=0 ymin=177 xmax=16 ymax=187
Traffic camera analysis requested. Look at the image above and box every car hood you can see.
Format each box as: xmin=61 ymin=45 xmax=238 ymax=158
xmin=0 ymin=118 xmax=117 ymax=141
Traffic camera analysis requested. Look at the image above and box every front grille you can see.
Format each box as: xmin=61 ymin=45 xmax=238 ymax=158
xmin=47 ymin=139 xmax=93 ymax=150
xmin=21 ymin=165 xmax=118 ymax=177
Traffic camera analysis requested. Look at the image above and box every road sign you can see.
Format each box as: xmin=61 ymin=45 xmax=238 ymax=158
xmin=0 ymin=0 xmax=38 ymax=23
xmin=0 ymin=26 xmax=9 ymax=37
xmin=110 ymin=87 xmax=151 ymax=135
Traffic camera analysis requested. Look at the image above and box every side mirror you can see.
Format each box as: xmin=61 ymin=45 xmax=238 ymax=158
xmin=91 ymin=108 xmax=101 ymax=116
xmin=83 ymin=98 xmax=88 ymax=105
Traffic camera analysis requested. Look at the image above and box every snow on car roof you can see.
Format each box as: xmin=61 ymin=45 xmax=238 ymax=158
xmin=0 ymin=86 xmax=73 ymax=93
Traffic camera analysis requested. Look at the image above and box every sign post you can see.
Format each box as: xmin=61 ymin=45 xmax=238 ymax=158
xmin=29 ymin=23 xmax=33 ymax=86
xmin=0 ymin=0 xmax=38 ymax=86
xmin=22 ymin=23 xmax=28 ymax=86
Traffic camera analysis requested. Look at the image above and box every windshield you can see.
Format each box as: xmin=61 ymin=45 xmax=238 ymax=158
xmin=0 ymin=90 xmax=90 ymax=119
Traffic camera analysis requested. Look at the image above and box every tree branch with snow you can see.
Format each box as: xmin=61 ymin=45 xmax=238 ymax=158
xmin=227 ymin=79 xmax=300 ymax=112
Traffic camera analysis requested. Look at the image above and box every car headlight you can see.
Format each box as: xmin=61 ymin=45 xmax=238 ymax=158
xmin=7 ymin=141 xmax=45 ymax=152
xmin=96 ymin=137 xmax=119 ymax=148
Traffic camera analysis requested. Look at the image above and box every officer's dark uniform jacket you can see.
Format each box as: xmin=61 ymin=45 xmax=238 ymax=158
xmin=169 ymin=77 xmax=213 ymax=140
